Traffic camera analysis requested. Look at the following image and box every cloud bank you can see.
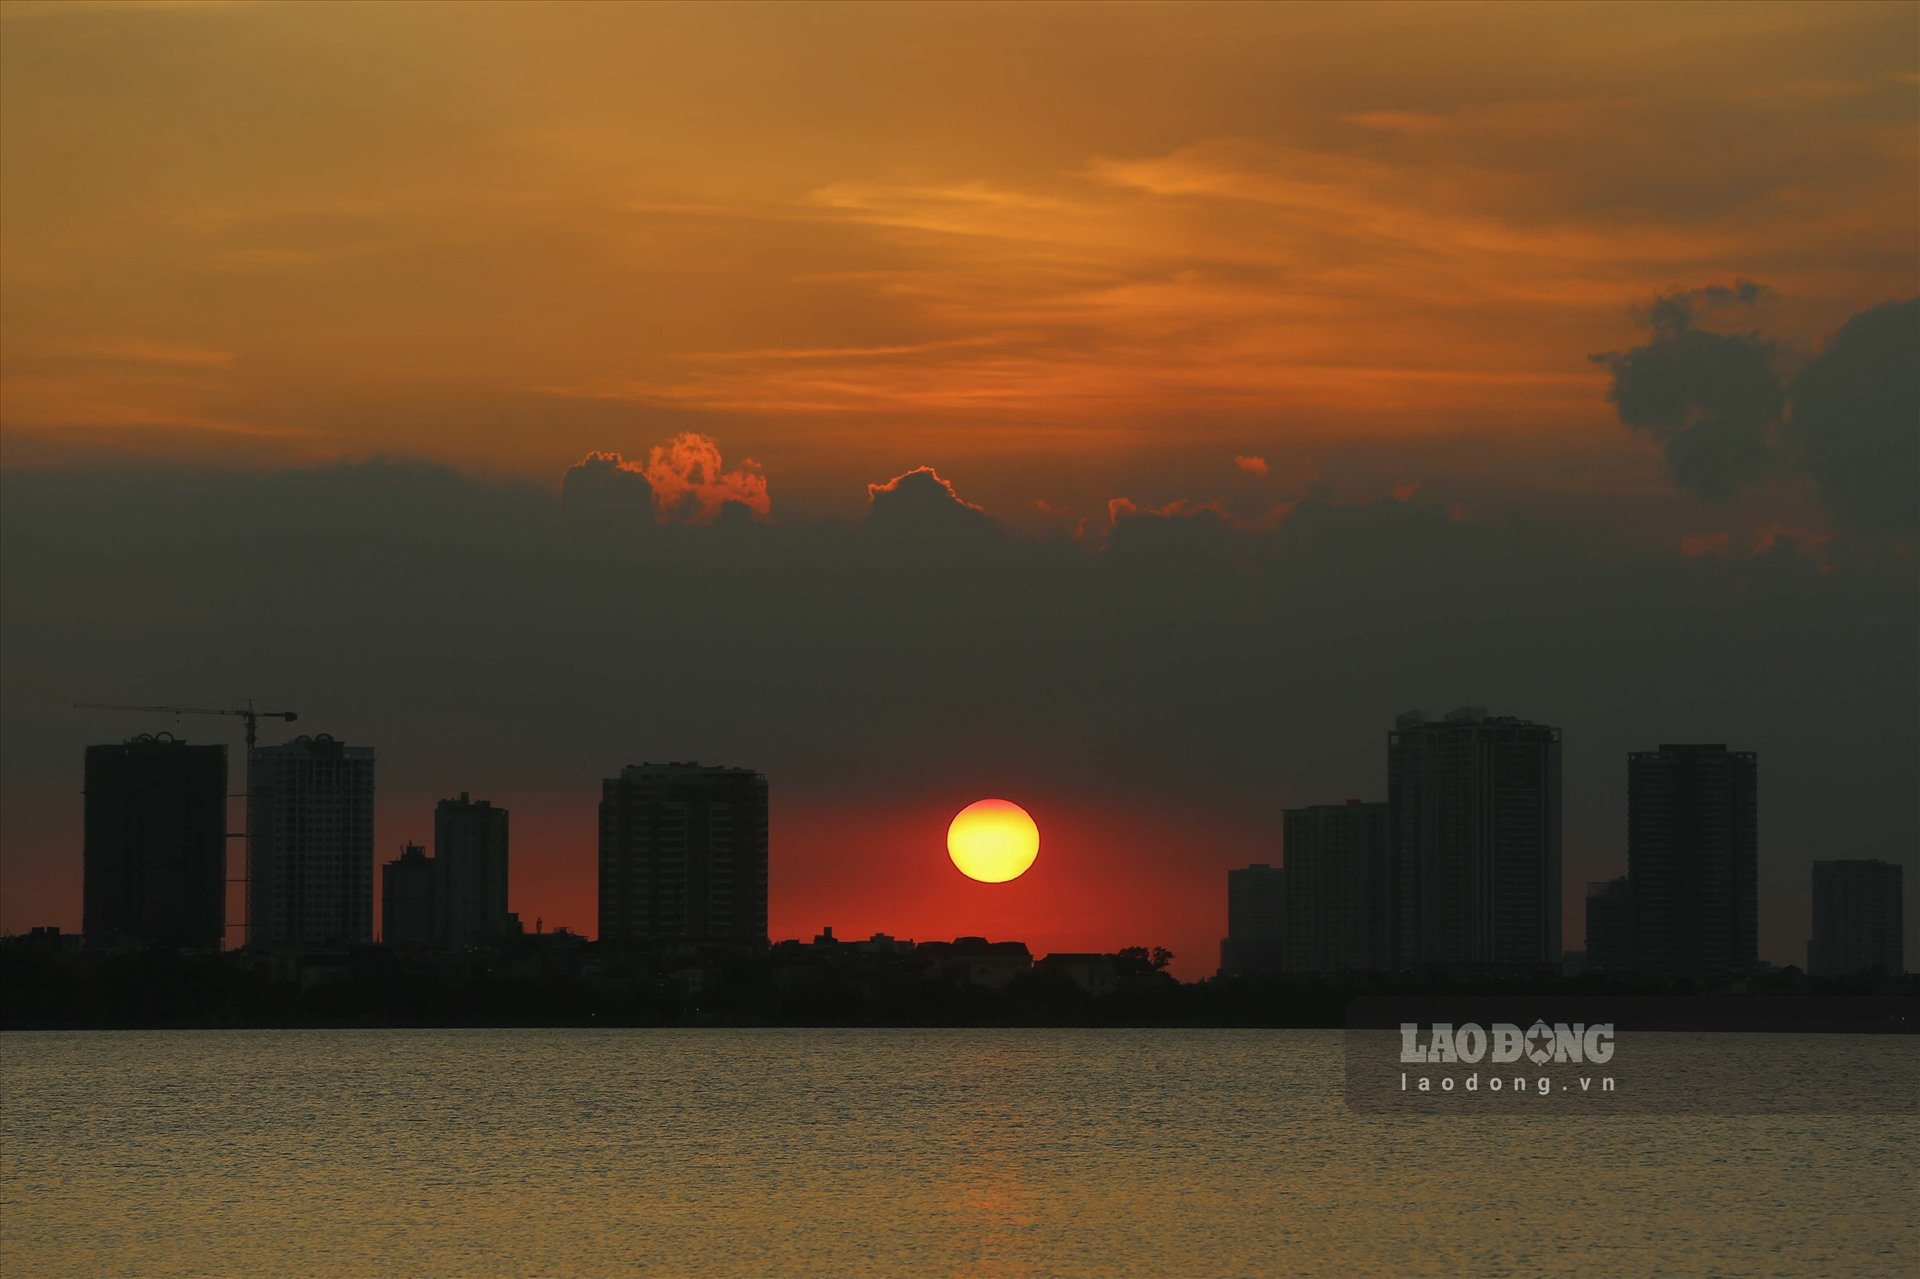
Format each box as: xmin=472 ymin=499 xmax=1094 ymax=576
xmin=560 ymin=434 xmax=770 ymax=526
xmin=1595 ymin=292 xmax=1918 ymax=535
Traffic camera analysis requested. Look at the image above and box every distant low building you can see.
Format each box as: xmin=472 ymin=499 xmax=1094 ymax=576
xmin=1808 ymin=860 xmax=1904 ymax=978
xmin=5 ymin=926 xmax=85 ymax=957
xmin=918 ymin=937 xmax=1031 ymax=988
xmin=381 ymin=843 xmax=436 ymax=950
xmin=1036 ymin=952 xmax=1120 ymax=997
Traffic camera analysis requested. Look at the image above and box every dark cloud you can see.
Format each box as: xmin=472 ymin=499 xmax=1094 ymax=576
xmin=560 ymin=434 xmax=770 ymax=529
xmin=863 ymin=467 xmax=999 ymax=541
xmin=1105 ymin=499 xmax=1241 ymax=558
xmin=1594 ymin=286 xmax=1920 ymax=530
xmin=560 ymin=450 xmax=656 ymax=530
xmin=1784 ymin=298 xmax=1920 ymax=538
xmin=1640 ymin=280 xmax=1772 ymax=338
xmin=1591 ymin=283 xmax=1783 ymax=500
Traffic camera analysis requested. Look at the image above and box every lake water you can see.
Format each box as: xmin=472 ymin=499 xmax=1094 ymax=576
xmin=3 ymin=1029 xmax=1915 ymax=1277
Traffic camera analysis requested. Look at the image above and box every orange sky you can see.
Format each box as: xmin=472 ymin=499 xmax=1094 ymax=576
xmin=3 ymin=2 xmax=1915 ymax=517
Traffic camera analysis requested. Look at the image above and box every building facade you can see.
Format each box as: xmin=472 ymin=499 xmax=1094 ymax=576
xmin=83 ymin=734 xmax=229 ymax=951
xmin=248 ymin=734 xmax=376 ymax=948
xmin=434 ymin=793 xmax=510 ymax=948
xmin=1281 ymin=800 xmax=1390 ymax=974
xmin=1221 ymin=862 xmax=1285 ymax=977
xmin=1808 ymin=860 xmax=1904 ymax=978
xmin=1585 ymin=877 xmax=1633 ymax=976
xmin=1389 ymin=708 xmax=1563 ymax=974
xmin=381 ymin=843 xmax=436 ymax=949
xmin=1627 ymin=744 xmax=1758 ymax=980
xmin=598 ymin=762 xmax=768 ymax=949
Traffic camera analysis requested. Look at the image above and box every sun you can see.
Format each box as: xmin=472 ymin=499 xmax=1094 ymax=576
xmin=947 ymin=798 xmax=1040 ymax=883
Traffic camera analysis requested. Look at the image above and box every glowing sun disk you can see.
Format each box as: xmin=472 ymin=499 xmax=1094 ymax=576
xmin=947 ymin=798 xmax=1040 ymax=883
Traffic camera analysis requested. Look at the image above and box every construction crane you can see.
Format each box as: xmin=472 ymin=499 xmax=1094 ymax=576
xmin=77 ymin=699 xmax=299 ymax=946
xmin=76 ymin=699 xmax=297 ymax=755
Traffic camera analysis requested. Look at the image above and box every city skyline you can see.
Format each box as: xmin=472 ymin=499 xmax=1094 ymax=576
xmin=42 ymin=708 xmax=1914 ymax=980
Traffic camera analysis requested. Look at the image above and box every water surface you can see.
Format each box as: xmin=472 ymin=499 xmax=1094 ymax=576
xmin=3 ymin=1029 xmax=1914 ymax=1277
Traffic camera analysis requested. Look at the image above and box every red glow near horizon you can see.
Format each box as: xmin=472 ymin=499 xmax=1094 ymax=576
xmin=315 ymin=790 xmax=1262 ymax=981
xmin=0 ymin=786 xmax=1261 ymax=981
xmin=476 ymin=790 xmax=1253 ymax=981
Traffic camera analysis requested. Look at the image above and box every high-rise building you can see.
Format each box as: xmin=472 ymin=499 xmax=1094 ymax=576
xmin=598 ymin=762 xmax=768 ymax=949
xmin=83 ymin=734 xmax=228 ymax=951
xmin=381 ymin=843 xmax=436 ymax=949
xmin=1808 ymin=860 xmax=1904 ymax=978
xmin=248 ymin=734 xmax=376 ymax=948
xmin=1585 ymin=877 xmax=1633 ymax=976
xmin=1389 ymin=708 xmax=1562 ymax=974
xmin=434 ymin=793 xmax=510 ymax=948
xmin=1627 ymin=744 xmax=1758 ymax=980
xmin=1220 ymin=863 xmax=1285 ymax=977
xmin=1281 ymin=800 xmax=1390 ymax=974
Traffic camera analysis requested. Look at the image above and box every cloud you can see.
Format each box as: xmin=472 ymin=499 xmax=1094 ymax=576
xmin=863 ymin=466 xmax=997 ymax=539
xmin=59 ymin=337 xmax=237 ymax=368
xmin=1752 ymin=523 xmax=1835 ymax=570
xmin=1784 ymin=298 xmax=1919 ymax=538
xmin=1592 ymin=284 xmax=1784 ymax=500
xmin=560 ymin=450 xmax=656 ymax=529
xmin=1595 ymin=289 xmax=1919 ymax=533
xmin=1233 ymin=455 xmax=1269 ymax=477
xmin=642 ymin=433 xmax=771 ymax=524
xmin=1680 ymin=532 xmax=1733 ymax=559
xmin=560 ymin=433 xmax=770 ymax=527
xmin=1105 ymin=496 xmax=1241 ymax=556
xmin=1639 ymin=280 xmax=1773 ymax=338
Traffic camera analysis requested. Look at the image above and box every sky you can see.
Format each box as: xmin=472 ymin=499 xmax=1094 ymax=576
xmin=2 ymin=1 xmax=1916 ymax=976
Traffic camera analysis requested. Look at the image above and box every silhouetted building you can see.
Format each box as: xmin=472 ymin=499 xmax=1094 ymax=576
xmin=1036 ymin=952 xmax=1121 ymax=996
xmin=1221 ymin=862 xmax=1285 ymax=977
xmin=918 ymin=937 xmax=1031 ymax=988
xmin=1389 ymin=708 xmax=1562 ymax=974
xmin=83 ymin=734 xmax=228 ymax=951
xmin=248 ymin=734 xmax=376 ymax=948
xmin=6 ymin=925 xmax=86 ymax=956
xmin=1628 ymin=744 xmax=1757 ymax=980
xmin=1282 ymin=800 xmax=1390 ymax=974
xmin=434 ymin=793 xmax=510 ymax=948
xmin=382 ymin=843 xmax=435 ymax=949
xmin=1585 ymin=877 xmax=1633 ymax=976
xmin=598 ymin=761 xmax=768 ymax=949
xmin=1808 ymin=860 xmax=1904 ymax=978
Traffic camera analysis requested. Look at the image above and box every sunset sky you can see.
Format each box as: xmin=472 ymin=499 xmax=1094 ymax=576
xmin=3 ymin=2 xmax=1916 ymax=975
